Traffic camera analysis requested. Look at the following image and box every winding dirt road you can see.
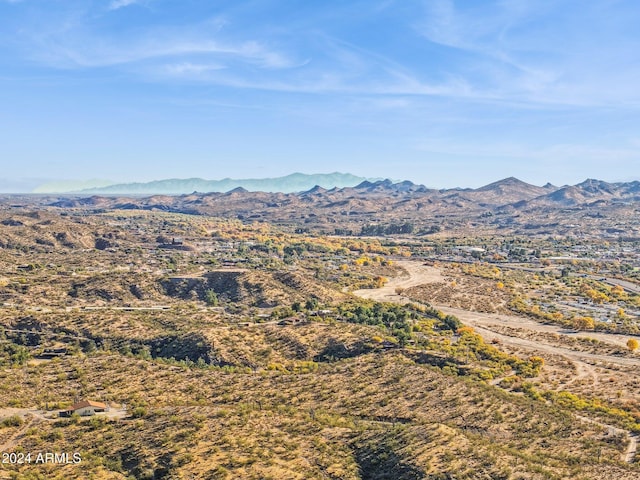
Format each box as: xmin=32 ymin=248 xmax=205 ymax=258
xmin=353 ymin=260 xmax=640 ymax=463
xmin=354 ymin=261 xmax=640 ymax=368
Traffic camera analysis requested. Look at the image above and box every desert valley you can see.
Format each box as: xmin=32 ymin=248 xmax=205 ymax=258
xmin=0 ymin=176 xmax=639 ymax=479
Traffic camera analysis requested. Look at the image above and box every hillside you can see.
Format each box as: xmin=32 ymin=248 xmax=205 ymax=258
xmin=1 ymin=198 xmax=640 ymax=479
xmin=2 ymin=349 xmax=636 ymax=479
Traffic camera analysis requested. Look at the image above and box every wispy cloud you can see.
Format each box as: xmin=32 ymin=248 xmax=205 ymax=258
xmin=17 ymin=10 xmax=459 ymax=97
xmin=413 ymin=0 xmax=640 ymax=108
xmin=43 ymin=38 xmax=295 ymax=69
xmin=108 ymin=0 xmax=141 ymax=11
xmin=7 ymin=0 xmax=640 ymax=109
xmin=165 ymin=62 xmax=226 ymax=76
xmin=23 ymin=12 xmax=298 ymax=74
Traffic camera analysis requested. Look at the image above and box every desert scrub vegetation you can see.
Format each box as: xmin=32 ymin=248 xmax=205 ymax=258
xmin=1 ymin=414 xmax=24 ymax=428
xmin=0 ymin=342 xmax=30 ymax=366
xmin=1 ymin=351 xmax=638 ymax=479
xmin=2 ymin=212 xmax=640 ymax=478
xmin=433 ymin=257 xmax=640 ymax=334
xmin=333 ymin=301 xmax=543 ymax=381
xmin=337 ymin=301 xmax=418 ymax=346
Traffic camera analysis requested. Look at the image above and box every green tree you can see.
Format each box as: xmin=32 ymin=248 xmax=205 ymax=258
xmin=442 ymin=315 xmax=462 ymax=331
xmin=204 ymin=289 xmax=219 ymax=306
xmin=0 ymin=343 xmax=30 ymax=366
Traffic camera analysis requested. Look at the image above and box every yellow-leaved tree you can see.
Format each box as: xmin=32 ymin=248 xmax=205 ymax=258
xmin=573 ymin=316 xmax=595 ymax=331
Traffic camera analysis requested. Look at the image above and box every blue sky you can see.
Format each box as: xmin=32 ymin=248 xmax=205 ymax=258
xmin=1 ymin=0 xmax=639 ymax=190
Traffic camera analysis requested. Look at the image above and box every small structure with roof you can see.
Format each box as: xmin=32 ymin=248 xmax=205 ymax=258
xmin=60 ymin=400 xmax=109 ymax=417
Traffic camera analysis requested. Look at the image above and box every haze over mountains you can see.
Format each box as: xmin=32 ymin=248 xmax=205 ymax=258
xmin=15 ymin=173 xmax=640 ymax=203
xmin=51 ymin=173 xmax=378 ymax=195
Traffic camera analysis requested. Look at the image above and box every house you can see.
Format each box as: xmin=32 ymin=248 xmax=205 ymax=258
xmin=61 ymin=400 xmax=108 ymax=417
xmin=278 ymin=317 xmax=303 ymax=326
xmin=39 ymin=347 xmax=68 ymax=359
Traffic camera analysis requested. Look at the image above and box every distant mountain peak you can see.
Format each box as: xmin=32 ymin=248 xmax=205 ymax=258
xmin=226 ymin=186 xmax=248 ymax=194
xmin=302 ymin=185 xmax=327 ymax=195
xmin=577 ymin=178 xmax=612 ymax=187
xmin=476 ymin=177 xmax=536 ymax=191
xmin=397 ymin=180 xmax=416 ymax=187
xmin=355 ymin=179 xmax=397 ymax=189
xmin=576 ymin=178 xmax=615 ymax=195
xmin=502 ymin=176 xmax=521 ymax=183
xmin=354 ymin=180 xmax=375 ymax=189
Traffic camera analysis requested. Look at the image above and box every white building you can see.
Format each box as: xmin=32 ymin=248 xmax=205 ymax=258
xmin=62 ymin=400 xmax=108 ymax=417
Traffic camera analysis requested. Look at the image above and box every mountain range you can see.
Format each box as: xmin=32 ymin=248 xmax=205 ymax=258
xmin=40 ymin=176 xmax=640 ymax=238
xmin=55 ymin=172 xmax=380 ymax=195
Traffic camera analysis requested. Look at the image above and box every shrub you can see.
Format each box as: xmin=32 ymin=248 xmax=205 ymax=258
xmin=1 ymin=415 xmax=23 ymax=428
xmin=131 ymin=406 xmax=148 ymax=418
xmin=204 ymin=289 xmax=219 ymax=306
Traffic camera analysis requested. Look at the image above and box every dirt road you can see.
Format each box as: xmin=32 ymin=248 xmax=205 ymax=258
xmin=353 ymin=260 xmax=442 ymax=302
xmin=577 ymin=415 xmax=638 ymax=463
xmin=0 ymin=414 xmax=37 ymax=451
xmin=353 ymin=260 xmax=640 ymax=463
xmin=354 ymin=261 xmax=640 ymax=367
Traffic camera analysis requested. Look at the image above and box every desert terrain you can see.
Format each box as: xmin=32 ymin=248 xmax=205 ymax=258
xmin=1 ymin=179 xmax=639 ymax=479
